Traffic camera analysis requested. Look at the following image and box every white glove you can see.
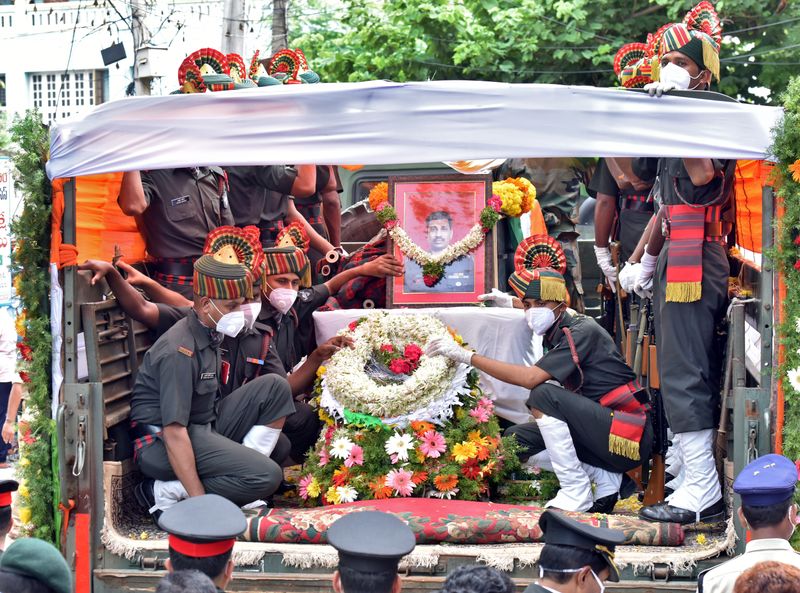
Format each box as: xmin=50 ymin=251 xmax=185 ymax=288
xmin=618 ymin=262 xmax=639 ymax=294
xmin=643 ymin=81 xmax=677 ymax=97
xmin=425 ymin=337 xmax=473 ymax=365
xmin=477 ymin=288 xmax=514 ymax=308
xmin=634 ymin=251 xmax=658 ymax=298
xmin=593 ymin=245 xmax=617 ymax=289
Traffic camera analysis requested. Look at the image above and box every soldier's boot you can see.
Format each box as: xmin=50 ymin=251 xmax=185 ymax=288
xmin=537 ymin=415 xmax=593 ymax=512
xmin=584 ymin=465 xmax=622 ymax=514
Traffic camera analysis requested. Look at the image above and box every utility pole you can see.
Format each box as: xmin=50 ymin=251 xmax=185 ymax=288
xmin=222 ymin=0 xmax=247 ymax=55
xmin=130 ymin=0 xmax=152 ymax=95
xmin=271 ymin=0 xmax=288 ymax=53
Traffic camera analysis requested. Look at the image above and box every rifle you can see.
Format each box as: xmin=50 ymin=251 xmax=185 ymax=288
xmin=610 ymin=242 xmax=627 ymax=357
xmin=642 ymin=298 xmax=668 ymax=506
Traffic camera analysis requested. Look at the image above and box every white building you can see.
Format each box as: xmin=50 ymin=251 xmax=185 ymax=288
xmin=0 ymin=0 xmax=272 ymax=125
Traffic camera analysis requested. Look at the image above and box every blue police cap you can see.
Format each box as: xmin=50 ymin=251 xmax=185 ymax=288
xmin=733 ymin=454 xmax=797 ymax=506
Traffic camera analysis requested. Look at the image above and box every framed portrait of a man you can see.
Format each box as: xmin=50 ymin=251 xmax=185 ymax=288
xmin=387 ymin=174 xmax=495 ymax=306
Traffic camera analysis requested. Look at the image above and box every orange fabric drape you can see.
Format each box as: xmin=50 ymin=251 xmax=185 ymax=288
xmin=733 ymin=160 xmax=773 ymax=257
xmin=50 ymin=174 xmax=146 ymax=267
xmin=528 ymin=200 xmax=548 ymax=237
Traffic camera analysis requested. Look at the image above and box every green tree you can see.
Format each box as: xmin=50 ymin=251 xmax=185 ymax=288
xmin=291 ymin=0 xmax=799 ymax=104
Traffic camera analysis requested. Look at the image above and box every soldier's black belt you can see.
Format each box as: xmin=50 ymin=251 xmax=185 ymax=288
xmin=152 ymin=260 xmax=196 ymax=277
xmin=619 ymin=190 xmax=655 ymax=213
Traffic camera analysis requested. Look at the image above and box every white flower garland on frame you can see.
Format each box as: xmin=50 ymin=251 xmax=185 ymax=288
xmin=320 ymin=312 xmax=472 ymax=423
xmin=390 ymin=224 xmax=485 ymax=267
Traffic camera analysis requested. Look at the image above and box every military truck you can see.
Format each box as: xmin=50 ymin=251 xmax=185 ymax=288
xmin=42 ymin=81 xmax=781 ymax=592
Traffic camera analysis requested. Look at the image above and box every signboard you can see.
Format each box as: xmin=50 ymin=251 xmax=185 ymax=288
xmin=0 ymin=158 xmax=14 ymax=303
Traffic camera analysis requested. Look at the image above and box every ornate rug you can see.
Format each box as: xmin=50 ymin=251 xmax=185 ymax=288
xmin=242 ymin=498 xmax=684 ymax=547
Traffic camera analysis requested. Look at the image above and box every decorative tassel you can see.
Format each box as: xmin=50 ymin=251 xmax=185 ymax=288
xmin=539 ymin=276 xmax=567 ymax=303
xmin=665 ymin=281 xmax=702 ymax=303
xmin=608 ymin=434 xmax=640 ymax=461
xmin=651 ymin=55 xmax=660 ymax=83
xmin=702 ymin=38 xmax=720 ymax=81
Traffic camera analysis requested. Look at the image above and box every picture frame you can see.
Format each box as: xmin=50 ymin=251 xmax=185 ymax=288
xmin=387 ymin=174 xmax=496 ymax=307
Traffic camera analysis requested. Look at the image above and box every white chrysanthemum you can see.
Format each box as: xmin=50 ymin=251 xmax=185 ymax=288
xmin=795 ymin=318 xmax=800 ymax=334
xmin=336 ymin=485 xmax=358 ymax=503
xmin=430 ymin=488 xmax=459 ymax=500
xmin=385 ymin=432 xmax=414 ymax=461
xmin=788 ymin=368 xmax=800 ymax=393
xmin=330 ymin=437 xmax=355 ymax=459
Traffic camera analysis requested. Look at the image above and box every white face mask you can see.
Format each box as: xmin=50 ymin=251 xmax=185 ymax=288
xmin=208 ymin=299 xmax=246 ymax=338
xmin=590 ymin=569 xmax=605 ymax=593
xmin=267 ymin=286 xmax=298 ymax=315
xmin=525 ymin=306 xmax=556 ymax=336
xmin=659 ymin=62 xmax=691 ymax=90
xmin=241 ymin=301 xmax=262 ymax=331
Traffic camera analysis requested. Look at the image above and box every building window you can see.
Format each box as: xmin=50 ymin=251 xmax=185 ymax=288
xmin=29 ymin=70 xmax=104 ymax=124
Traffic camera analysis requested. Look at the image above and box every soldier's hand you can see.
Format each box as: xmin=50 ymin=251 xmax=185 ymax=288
xmin=116 ymin=260 xmax=149 ymax=288
xmin=1 ymin=420 xmax=14 ymax=446
xmin=313 ymin=335 xmax=354 ymax=361
xmin=478 ymin=288 xmax=514 ymax=308
xmin=643 ymin=81 xmax=677 ymax=97
xmin=593 ymin=246 xmax=617 ymax=290
xmin=362 ymin=255 xmax=404 ymax=278
xmin=425 ymin=337 xmax=473 ymax=366
xmin=634 ymin=252 xmax=658 ymax=299
xmin=77 ymin=260 xmax=115 ymax=285
xmin=619 ymin=262 xmax=639 ymax=294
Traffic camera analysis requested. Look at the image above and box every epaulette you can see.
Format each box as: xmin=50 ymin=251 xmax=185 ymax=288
xmin=178 ymin=346 xmax=194 ymax=358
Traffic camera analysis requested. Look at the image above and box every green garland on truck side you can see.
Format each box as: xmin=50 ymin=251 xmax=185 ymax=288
xmin=10 ymin=111 xmax=55 ymax=542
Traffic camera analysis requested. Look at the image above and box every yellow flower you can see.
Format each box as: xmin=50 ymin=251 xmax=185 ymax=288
xmin=452 ymin=441 xmax=479 ymax=463
xmin=790 ymin=159 xmax=800 ymax=183
xmin=325 ymin=485 xmax=341 ymax=504
xmin=467 ymin=430 xmax=489 ymax=447
xmin=306 ymin=478 xmax=321 ymax=498
xmin=19 ymin=507 xmax=31 ymax=524
xmin=696 ymin=533 xmax=707 ymax=545
xmin=18 ymin=457 xmax=29 ymax=467
xmin=18 ymin=484 xmax=29 ymax=499
xmin=139 ymin=532 xmax=150 ymax=540
xmin=318 ymin=408 xmax=336 ymax=426
xmin=316 ymin=365 xmax=327 ymax=379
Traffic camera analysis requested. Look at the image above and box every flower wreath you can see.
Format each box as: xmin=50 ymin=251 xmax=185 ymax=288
xmin=319 ymin=312 xmax=471 ymax=424
xmin=304 ymin=312 xmax=520 ymax=504
xmin=368 ymin=183 xmax=502 ymax=287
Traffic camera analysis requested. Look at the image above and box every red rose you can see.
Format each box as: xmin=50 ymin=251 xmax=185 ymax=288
xmin=19 ymin=371 xmax=30 ymax=384
xmin=423 ymin=274 xmax=440 ymax=287
xmin=389 ymin=358 xmax=412 ymax=375
xmin=795 ymin=260 xmax=800 ymax=271
xmin=488 ymin=195 xmax=503 ymax=213
xmin=404 ymin=344 xmax=423 ymax=362
xmin=796 ymin=459 xmax=800 ymax=480
xmin=380 ymin=344 xmax=394 ymax=353
xmin=795 ymin=235 xmax=800 ymax=245
xmin=348 ymin=321 xmax=358 ymax=331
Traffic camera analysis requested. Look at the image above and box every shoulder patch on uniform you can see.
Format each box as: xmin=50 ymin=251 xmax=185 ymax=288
xmin=298 ymin=289 xmax=313 ymax=302
xmin=178 ymin=346 xmax=194 ymax=357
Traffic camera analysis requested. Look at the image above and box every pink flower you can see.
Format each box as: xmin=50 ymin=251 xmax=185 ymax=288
xmin=478 ymin=397 xmax=494 ymax=412
xmin=384 ymin=219 xmax=398 ymax=230
xmin=298 ymin=474 xmax=316 ymax=500
xmin=469 ymin=406 xmax=491 ymax=423
xmin=419 ymin=430 xmax=447 ymax=458
xmin=319 ymin=448 xmax=329 ymax=466
xmin=385 ymin=468 xmax=415 ymax=497
xmin=389 ymin=358 xmax=412 ymax=375
xmin=345 ymin=445 xmax=364 ymax=468
xmin=376 ymin=202 xmax=388 ymax=212
xmin=488 ymin=195 xmax=503 ymax=213
xmin=796 ymin=460 xmax=800 ymax=480
xmin=404 ymin=344 xmax=423 ymax=363
xmin=380 ymin=344 xmax=394 ymax=353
